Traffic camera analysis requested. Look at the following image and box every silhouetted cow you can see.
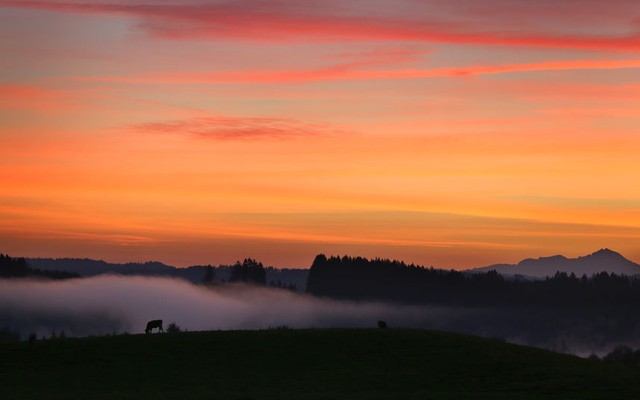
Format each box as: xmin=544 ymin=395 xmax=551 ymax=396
xmin=145 ymin=319 xmax=164 ymax=334
xmin=378 ymin=320 xmax=387 ymax=329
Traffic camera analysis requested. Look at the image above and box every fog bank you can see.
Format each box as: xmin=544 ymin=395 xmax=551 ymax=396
xmin=0 ymin=275 xmax=445 ymax=337
xmin=1 ymin=276 xmax=633 ymax=356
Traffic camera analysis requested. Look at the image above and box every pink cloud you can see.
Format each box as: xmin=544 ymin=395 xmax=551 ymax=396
xmin=131 ymin=116 xmax=347 ymax=140
xmin=2 ymin=1 xmax=640 ymax=50
xmin=77 ymin=58 xmax=640 ymax=85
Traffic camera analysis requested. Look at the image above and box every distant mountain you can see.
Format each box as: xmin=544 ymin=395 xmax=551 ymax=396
xmin=26 ymin=257 xmax=308 ymax=290
xmin=469 ymin=249 xmax=640 ymax=278
xmin=28 ymin=258 xmax=181 ymax=277
xmin=0 ymin=253 xmax=79 ymax=279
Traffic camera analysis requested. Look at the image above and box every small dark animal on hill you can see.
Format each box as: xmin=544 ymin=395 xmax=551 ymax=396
xmin=28 ymin=333 xmax=37 ymax=345
xmin=378 ymin=320 xmax=387 ymax=329
xmin=145 ymin=320 xmax=164 ymax=334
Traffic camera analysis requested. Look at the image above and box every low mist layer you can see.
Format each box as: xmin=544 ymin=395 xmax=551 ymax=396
xmin=0 ymin=276 xmax=440 ymax=337
xmin=1 ymin=276 xmax=634 ymax=356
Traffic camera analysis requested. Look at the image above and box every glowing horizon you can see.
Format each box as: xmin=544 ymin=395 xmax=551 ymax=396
xmin=1 ymin=0 xmax=639 ymax=268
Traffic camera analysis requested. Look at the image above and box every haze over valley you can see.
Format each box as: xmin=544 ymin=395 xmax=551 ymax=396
xmin=3 ymin=249 xmax=640 ymax=356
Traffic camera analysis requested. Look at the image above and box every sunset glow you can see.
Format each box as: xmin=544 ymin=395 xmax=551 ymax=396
xmin=1 ymin=0 xmax=639 ymax=268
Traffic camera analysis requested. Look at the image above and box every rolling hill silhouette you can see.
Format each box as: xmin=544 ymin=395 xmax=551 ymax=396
xmin=470 ymin=249 xmax=640 ymax=278
xmin=26 ymin=257 xmax=308 ymax=289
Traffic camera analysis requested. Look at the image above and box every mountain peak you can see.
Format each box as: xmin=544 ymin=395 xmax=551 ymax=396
xmin=470 ymin=249 xmax=639 ymax=278
xmin=588 ymin=248 xmax=625 ymax=259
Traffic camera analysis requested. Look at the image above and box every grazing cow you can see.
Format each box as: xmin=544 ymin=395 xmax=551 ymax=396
xmin=378 ymin=320 xmax=387 ymax=329
xmin=145 ymin=319 xmax=164 ymax=334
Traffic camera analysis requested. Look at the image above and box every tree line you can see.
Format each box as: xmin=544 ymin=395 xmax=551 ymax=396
xmin=0 ymin=253 xmax=79 ymax=280
xmin=306 ymin=254 xmax=640 ymax=308
xmin=201 ymin=258 xmax=296 ymax=290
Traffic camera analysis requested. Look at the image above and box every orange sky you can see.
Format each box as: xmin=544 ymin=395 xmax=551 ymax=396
xmin=1 ymin=0 xmax=639 ymax=268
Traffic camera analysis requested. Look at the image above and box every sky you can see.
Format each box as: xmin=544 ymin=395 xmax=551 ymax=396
xmin=1 ymin=0 xmax=639 ymax=269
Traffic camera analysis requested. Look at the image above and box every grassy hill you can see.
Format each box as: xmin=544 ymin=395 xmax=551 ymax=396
xmin=1 ymin=329 xmax=638 ymax=399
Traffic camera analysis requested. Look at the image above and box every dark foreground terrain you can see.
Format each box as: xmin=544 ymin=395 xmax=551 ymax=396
xmin=1 ymin=329 xmax=639 ymax=399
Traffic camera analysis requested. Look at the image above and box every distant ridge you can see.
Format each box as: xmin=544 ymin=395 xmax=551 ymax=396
xmin=25 ymin=257 xmax=308 ymax=289
xmin=27 ymin=257 xmax=184 ymax=277
xmin=21 ymin=249 xmax=639 ymax=285
xmin=469 ymin=249 xmax=640 ymax=278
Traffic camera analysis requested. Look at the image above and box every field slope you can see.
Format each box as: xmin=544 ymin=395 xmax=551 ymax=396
xmin=1 ymin=329 xmax=638 ymax=399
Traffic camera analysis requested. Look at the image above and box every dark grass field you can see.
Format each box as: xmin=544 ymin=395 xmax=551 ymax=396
xmin=1 ymin=329 xmax=639 ymax=399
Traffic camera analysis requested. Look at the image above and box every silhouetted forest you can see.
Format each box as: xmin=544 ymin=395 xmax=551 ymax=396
xmin=306 ymin=254 xmax=640 ymax=308
xmin=306 ymin=254 xmax=640 ymax=350
xmin=229 ymin=258 xmax=266 ymax=285
xmin=0 ymin=254 xmax=79 ymax=280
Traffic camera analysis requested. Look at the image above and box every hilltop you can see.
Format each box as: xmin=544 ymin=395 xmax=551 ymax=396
xmin=2 ymin=329 xmax=639 ymax=399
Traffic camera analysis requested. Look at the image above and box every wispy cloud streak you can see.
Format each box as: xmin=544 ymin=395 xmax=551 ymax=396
xmin=0 ymin=84 xmax=73 ymax=112
xmin=132 ymin=116 xmax=346 ymax=140
xmin=3 ymin=1 xmax=640 ymax=50
xmin=79 ymin=59 xmax=640 ymax=85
